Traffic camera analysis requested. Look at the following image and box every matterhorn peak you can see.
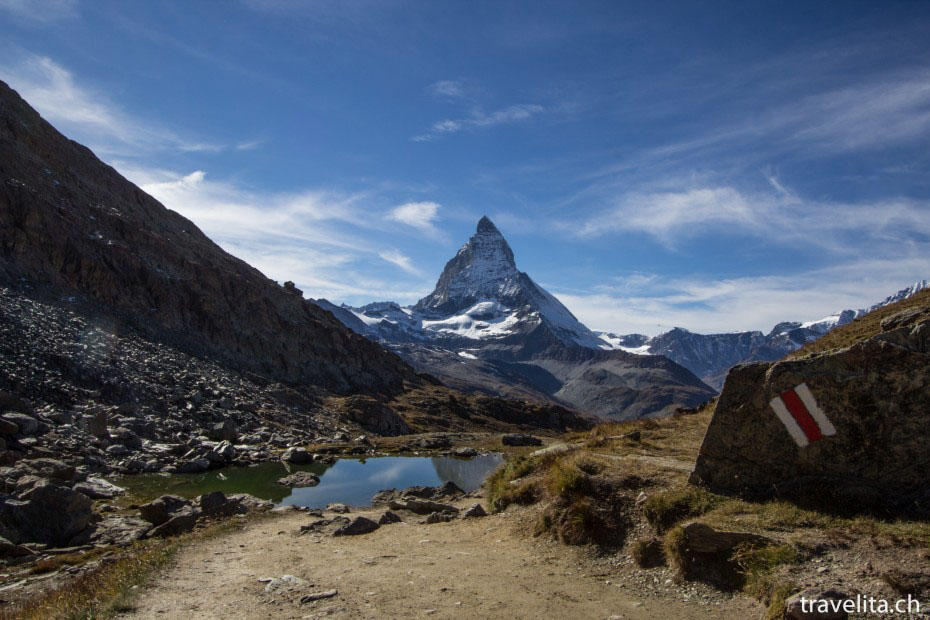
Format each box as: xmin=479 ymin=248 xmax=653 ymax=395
xmin=476 ymin=215 xmax=501 ymax=234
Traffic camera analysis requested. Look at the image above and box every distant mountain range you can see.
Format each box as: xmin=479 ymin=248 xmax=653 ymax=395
xmin=314 ymin=217 xmax=715 ymax=420
xmin=594 ymin=279 xmax=929 ymax=389
xmin=315 ymin=217 xmax=927 ymax=410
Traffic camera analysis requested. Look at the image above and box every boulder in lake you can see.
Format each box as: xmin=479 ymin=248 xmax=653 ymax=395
xmin=277 ymin=472 xmax=320 ymax=488
xmin=690 ymin=316 xmax=930 ymax=513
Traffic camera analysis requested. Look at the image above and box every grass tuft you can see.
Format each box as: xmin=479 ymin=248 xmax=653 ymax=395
xmin=642 ymin=486 xmax=722 ymax=532
xmin=486 ymin=456 xmax=543 ymax=511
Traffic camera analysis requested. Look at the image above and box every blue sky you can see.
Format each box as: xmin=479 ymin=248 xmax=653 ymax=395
xmin=2 ymin=0 xmax=929 ymax=335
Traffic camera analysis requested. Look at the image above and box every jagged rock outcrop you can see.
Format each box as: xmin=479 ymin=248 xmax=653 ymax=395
xmin=690 ymin=305 xmax=930 ymax=514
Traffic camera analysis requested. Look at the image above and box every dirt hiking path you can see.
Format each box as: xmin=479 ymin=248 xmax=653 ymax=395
xmin=121 ymin=500 xmax=760 ymax=620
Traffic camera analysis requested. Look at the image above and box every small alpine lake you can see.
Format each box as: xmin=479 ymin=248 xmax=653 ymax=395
xmin=115 ymin=453 xmax=504 ymax=508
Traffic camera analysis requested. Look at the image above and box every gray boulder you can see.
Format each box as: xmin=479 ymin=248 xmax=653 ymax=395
xmin=174 ymin=459 xmax=210 ymax=474
xmin=463 ymin=503 xmax=487 ymax=518
xmin=86 ymin=410 xmax=110 ymax=438
xmin=670 ymin=522 xmax=774 ymax=588
xmin=139 ymin=495 xmax=194 ymax=526
xmin=209 ymin=419 xmax=238 ymax=443
xmin=502 ymin=434 xmax=542 ymax=447
xmin=0 ymin=482 xmax=94 ymax=546
xmin=378 ymin=510 xmax=402 ymax=525
xmin=333 ymin=516 xmax=379 ymax=536
xmin=74 ymin=477 xmax=125 ymax=500
xmin=148 ymin=512 xmax=199 ymax=538
xmin=388 ymin=498 xmax=458 ymax=515
xmin=15 ymin=458 xmax=75 ymax=481
xmin=1 ymin=413 xmax=37 ymax=435
xmin=198 ymin=491 xmax=243 ymax=517
xmin=88 ymin=515 xmax=151 ymax=546
xmin=690 ymin=317 xmax=930 ymax=512
xmin=0 ymin=535 xmax=35 ymax=557
xmin=0 ymin=418 xmax=19 ymax=435
xmin=281 ymin=447 xmax=313 ymax=464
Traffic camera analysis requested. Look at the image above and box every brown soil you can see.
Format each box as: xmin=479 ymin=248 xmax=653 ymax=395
xmin=119 ymin=498 xmax=761 ymax=619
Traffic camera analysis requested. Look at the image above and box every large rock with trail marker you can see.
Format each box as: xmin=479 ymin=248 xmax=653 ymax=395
xmin=690 ymin=311 xmax=930 ymax=513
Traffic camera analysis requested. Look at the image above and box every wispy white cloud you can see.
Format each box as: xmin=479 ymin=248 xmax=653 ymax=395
xmin=555 ymin=257 xmax=930 ymax=336
xmin=413 ymin=103 xmax=544 ymax=141
xmin=118 ymin=165 xmax=433 ymax=303
xmin=0 ymin=0 xmax=77 ymax=22
xmin=429 ymin=80 xmax=464 ymax=98
xmin=0 ymin=55 xmax=232 ymax=156
xmin=378 ymin=249 xmax=422 ymax=275
xmin=577 ymin=181 xmax=930 ymax=256
xmin=386 ymin=201 xmax=442 ymax=237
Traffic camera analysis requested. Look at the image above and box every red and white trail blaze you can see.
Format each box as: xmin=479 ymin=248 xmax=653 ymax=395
xmin=769 ymin=383 xmax=836 ymax=447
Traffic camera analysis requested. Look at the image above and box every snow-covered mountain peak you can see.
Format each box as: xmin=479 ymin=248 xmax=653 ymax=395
xmin=413 ymin=217 xmax=522 ymax=313
xmin=346 ymin=217 xmax=599 ymax=347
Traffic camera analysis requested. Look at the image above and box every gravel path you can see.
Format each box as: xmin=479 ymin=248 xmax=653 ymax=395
xmin=120 ymin=500 xmax=760 ymax=619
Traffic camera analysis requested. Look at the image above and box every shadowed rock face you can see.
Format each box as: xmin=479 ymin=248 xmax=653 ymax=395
xmin=690 ymin=308 xmax=930 ymax=514
xmin=0 ymin=80 xmax=415 ymax=395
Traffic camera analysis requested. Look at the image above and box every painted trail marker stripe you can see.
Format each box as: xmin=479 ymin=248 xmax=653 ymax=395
xmin=780 ymin=388 xmax=823 ymax=442
xmin=770 ymin=383 xmax=836 ymax=447
xmin=769 ymin=397 xmax=810 ymax=448
xmin=794 ymin=383 xmax=836 ymax=436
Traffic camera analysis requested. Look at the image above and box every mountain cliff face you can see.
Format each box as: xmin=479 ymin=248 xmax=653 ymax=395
xmin=596 ymin=280 xmax=929 ymax=389
xmin=0 ymin=79 xmax=416 ymax=396
xmin=318 ymin=218 xmax=715 ymax=419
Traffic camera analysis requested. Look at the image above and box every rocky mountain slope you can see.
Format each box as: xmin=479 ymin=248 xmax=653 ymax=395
xmin=0 ymin=79 xmax=592 ymax=480
xmin=315 ymin=218 xmax=715 ymax=419
xmin=596 ymin=279 xmax=928 ymax=389
xmin=0 ymin=80 xmax=416 ymax=396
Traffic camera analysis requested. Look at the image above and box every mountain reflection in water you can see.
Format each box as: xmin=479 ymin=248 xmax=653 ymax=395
xmin=116 ymin=453 xmax=504 ymax=509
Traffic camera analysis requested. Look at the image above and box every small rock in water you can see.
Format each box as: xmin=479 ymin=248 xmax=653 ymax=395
xmin=277 ymin=472 xmax=320 ymax=487
xmin=326 ymin=503 xmax=350 ymax=514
